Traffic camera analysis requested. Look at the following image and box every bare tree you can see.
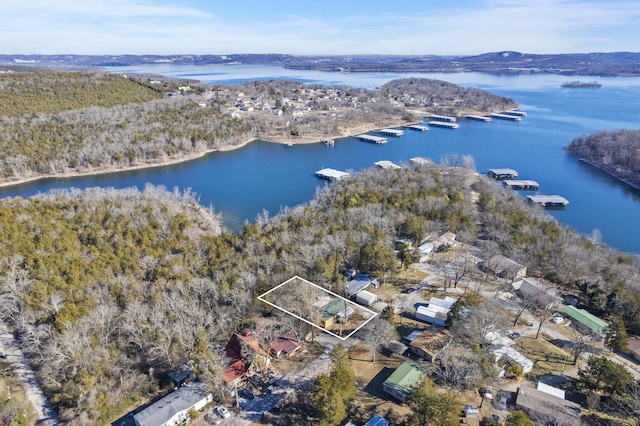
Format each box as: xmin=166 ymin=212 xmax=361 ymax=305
xmin=359 ymin=317 xmax=397 ymax=362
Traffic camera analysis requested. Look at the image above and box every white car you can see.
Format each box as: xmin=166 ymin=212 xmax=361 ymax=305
xmin=216 ymin=406 xmax=230 ymax=419
xmin=550 ymin=316 xmax=563 ymax=324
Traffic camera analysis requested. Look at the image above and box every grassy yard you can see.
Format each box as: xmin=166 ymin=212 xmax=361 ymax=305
xmin=515 ymin=337 xmax=572 ymax=377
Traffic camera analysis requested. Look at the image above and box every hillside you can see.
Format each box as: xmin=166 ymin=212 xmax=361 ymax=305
xmin=565 ymin=129 xmax=640 ymax=190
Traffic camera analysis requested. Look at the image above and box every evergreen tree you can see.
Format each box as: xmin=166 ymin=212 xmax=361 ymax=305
xmin=604 ymin=318 xmax=629 ymax=352
xmin=405 ymin=378 xmax=460 ymax=426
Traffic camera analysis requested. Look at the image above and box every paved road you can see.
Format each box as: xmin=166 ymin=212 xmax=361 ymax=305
xmin=0 ymin=320 xmax=59 ymax=425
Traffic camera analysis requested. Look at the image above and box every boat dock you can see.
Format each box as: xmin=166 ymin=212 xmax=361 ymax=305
xmin=490 ymin=113 xmax=522 ymax=122
xmin=503 ymin=180 xmax=540 ymax=190
xmin=315 ymin=168 xmax=350 ymax=181
xmin=428 ymin=114 xmax=456 ymax=122
xmin=488 ymin=168 xmax=518 ymax=179
xmin=405 ymin=125 xmax=429 ymax=132
xmin=526 ymin=195 xmax=569 ymax=208
xmin=465 ymin=115 xmax=492 ymax=122
xmin=428 ymin=121 xmax=460 ymax=129
xmin=374 ymin=160 xmax=401 ymax=170
xmin=323 ymin=138 xmax=335 ymax=146
xmin=378 ymin=128 xmax=405 ymax=137
xmin=501 ymin=110 xmax=527 ymax=117
xmin=355 ymin=134 xmax=388 ymax=144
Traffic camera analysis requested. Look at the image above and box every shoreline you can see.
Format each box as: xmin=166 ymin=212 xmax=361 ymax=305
xmin=574 ymin=156 xmax=640 ymax=192
xmin=0 ymin=118 xmax=417 ymax=190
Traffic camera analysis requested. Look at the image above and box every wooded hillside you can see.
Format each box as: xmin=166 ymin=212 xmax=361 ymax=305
xmin=1 ymin=164 xmax=638 ymax=424
xmin=565 ymin=129 xmax=640 ymax=189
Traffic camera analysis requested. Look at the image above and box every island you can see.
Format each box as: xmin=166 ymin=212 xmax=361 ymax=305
xmin=561 ymin=80 xmax=602 ymax=88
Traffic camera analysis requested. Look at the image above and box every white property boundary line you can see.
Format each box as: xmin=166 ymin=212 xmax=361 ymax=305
xmin=257 ymin=275 xmax=378 ymax=341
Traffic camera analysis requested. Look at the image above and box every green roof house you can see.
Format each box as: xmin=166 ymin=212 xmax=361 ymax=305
xmin=563 ymin=306 xmax=608 ymax=337
xmin=382 ymin=360 xmax=424 ymax=402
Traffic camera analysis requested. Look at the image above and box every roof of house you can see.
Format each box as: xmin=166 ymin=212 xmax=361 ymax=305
xmin=364 ymin=414 xmax=389 ymax=426
xmin=383 ymin=360 xmax=424 ymax=398
xmin=515 ymin=385 xmax=581 ymax=425
xmin=432 ymin=232 xmax=456 ymax=247
xmin=512 ymin=277 xmax=561 ymax=306
xmin=345 ymin=274 xmax=377 ymax=296
xmin=410 ymin=327 xmax=452 ymax=358
xmin=270 ymin=332 xmax=303 ymax=355
xmin=562 ymin=306 xmax=608 ymax=335
xmin=320 ymin=298 xmax=354 ymax=322
xmin=487 ymin=254 xmax=525 ymax=275
xmin=133 ymin=382 xmax=211 ymax=426
xmin=222 ymin=359 xmax=247 ymax=384
xmin=491 ymin=346 xmax=534 ymax=373
xmin=225 ymin=331 xmax=269 ymax=361
xmin=356 ymin=289 xmax=378 ymax=304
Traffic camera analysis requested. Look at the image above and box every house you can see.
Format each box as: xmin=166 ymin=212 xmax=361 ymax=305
xmin=355 ymin=290 xmax=378 ymax=307
xmin=270 ymin=332 xmax=304 ymax=358
xmin=515 ymin=384 xmax=581 ymax=425
xmin=485 ymin=254 xmax=527 ymax=280
xmin=345 ymin=274 xmax=379 ymax=297
xmin=317 ymin=298 xmax=354 ymax=328
xmin=133 ymin=381 xmax=212 ymax=426
xmin=418 ymin=242 xmax=433 ymax=262
xmin=363 ymin=414 xmax=389 ymax=426
xmin=167 ymin=363 xmax=194 ymax=386
xmin=432 ymin=232 xmax=456 ymax=250
xmin=415 ymin=297 xmax=458 ymax=327
xmin=512 ymin=277 xmax=561 ymax=308
xmin=223 ymin=331 xmax=270 ymax=385
xmin=491 ymin=345 xmax=534 ymax=374
xmin=382 ymin=360 xmax=424 ymax=402
xmin=408 ymin=326 xmax=452 ymax=362
xmin=562 ymin=306 xmax=609 ymax=338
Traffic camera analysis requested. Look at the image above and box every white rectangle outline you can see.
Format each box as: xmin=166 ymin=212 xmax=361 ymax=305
xmin=257 ymin=275 xmax=378 ymax=341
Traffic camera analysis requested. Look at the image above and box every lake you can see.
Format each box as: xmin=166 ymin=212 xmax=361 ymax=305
xmin=1 ymin=65 xmax=639 ymax=254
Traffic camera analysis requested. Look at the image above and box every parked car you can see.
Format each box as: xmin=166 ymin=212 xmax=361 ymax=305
xmin=402 ymin=287 xmax=416 ymax=294
xmin=507 ymin=332 xmax=521 ymax=340
xmin=0 ymin=353 xmax=7 ymax=359
xmin=550 ymin=316 xmax=563 ymax=324
xmin=264 ymin=379 xmax=281 ymax=394
xmin=238 ymin=389 xmax=255 ymax=400
xmin=216 ymin=406 xmax=230 ymax=419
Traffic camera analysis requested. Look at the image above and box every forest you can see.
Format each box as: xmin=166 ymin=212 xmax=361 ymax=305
xmin=565 ymin=129 xmax=640 ymax=189
xmin=0 ymin=161 xmax=639 ymax=424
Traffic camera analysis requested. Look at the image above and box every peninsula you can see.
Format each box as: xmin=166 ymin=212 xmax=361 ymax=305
xmin=0 ymin=70 xmax=517 ymax=187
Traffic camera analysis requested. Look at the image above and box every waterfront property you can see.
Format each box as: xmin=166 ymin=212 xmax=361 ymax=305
xmin=405 ymin=124 xmax=429 ymax=132
xmin=355 ymin=133 xmax=388 ymax=144
xmin=465 ymin=114 xmax=492 ymax=122
xmin=487 ymin=168 xmax=518 ymax=179
xmin=490 ymin=113 xmax=522 ymax=121
xmin=378 ymin=128 xmax=404 ymax=137
xmin=315 ymin=168 xmax=349 ymax=181
xmin=526 ymin=195 xmax=569 ymax=208
xmin=427 ymin=121 xmax=460 ymax=129
xmin=503 ymin=179 xmax=540 ymax=190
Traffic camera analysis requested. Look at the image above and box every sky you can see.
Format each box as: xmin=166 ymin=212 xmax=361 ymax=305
xmin=3 ymin=0 xmax=640 ymax=56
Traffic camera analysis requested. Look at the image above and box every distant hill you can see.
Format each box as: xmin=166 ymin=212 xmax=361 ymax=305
xmin=1 ymin=51 xmax=639 ymax=76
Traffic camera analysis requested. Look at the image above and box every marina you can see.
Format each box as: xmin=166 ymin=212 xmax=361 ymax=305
xmin=526 ymin=195 xmax=569 ymax=208
xmin=490 ymin=113 xmax=522 ymax=122
xmin=503 ymin=180 xmax=540 ymax=190
xmin=427 ymin=121 xmax=460 ymax=129
xmin=465 ymin=114 xmax=492 ymax=122
xmin=428 ymin=114 xmax=456 ymax=122
xmin=378 ymin=128 xmax=405 ymax=137
xmin=315 ymin=168 xmax=350 ymax=181
xmin=374 ymin=160 xmax=401 ymax=170
xmin=488 ymin=168 xmax=519 ymax=179
xmin=405 ymin=125 xmax=429 ymax=132
xmin=354 ymin=134 xmax=388 ymax=144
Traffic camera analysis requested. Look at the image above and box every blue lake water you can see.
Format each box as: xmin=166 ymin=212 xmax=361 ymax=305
xmin=1 ymin=65 xmax=639 ymax=254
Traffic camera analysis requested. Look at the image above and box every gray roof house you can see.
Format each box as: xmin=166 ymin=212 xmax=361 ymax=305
xmin=133 ymin=381 xmax=213 ymax=426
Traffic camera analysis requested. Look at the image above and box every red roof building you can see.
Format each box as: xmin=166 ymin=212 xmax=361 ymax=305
xmin=270 ymin=332 xmax=304 ymax=358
